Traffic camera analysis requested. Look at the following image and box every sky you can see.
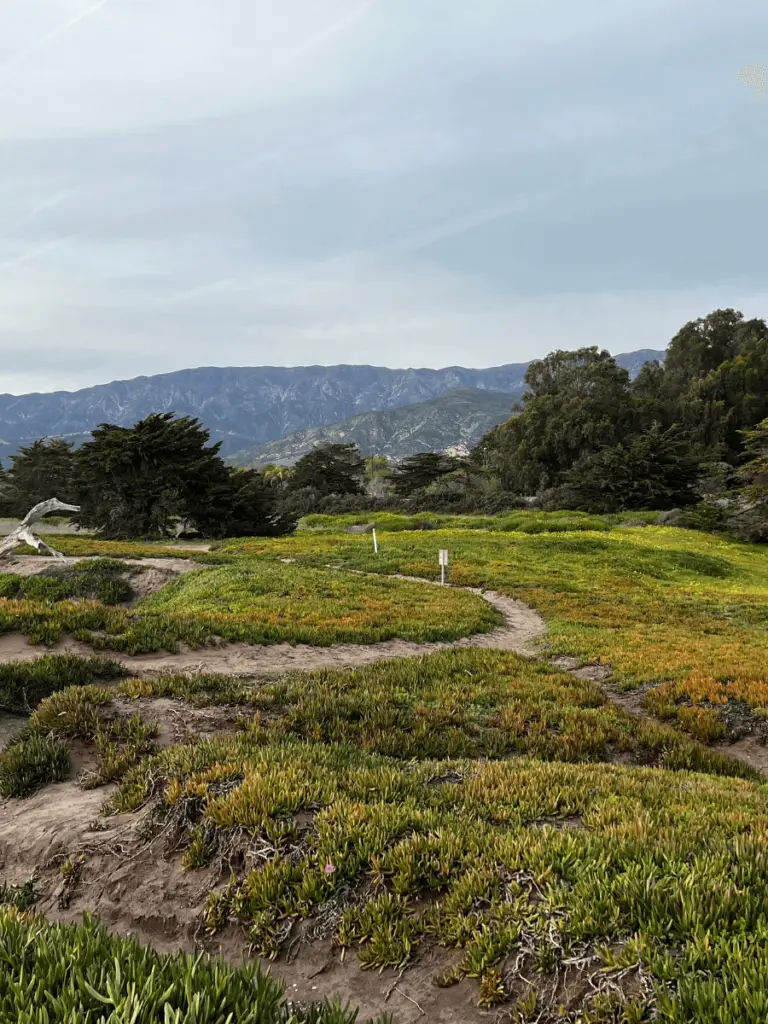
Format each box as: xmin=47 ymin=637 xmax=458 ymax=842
xmin=0 ymin=0 xmax=767 ymax=394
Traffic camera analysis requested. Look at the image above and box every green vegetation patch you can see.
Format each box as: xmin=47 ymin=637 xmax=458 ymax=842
xmin=0 ymin=684 xmax=156 ymax=797
xmin=137 ymin=561 xmax=500 ymax=646
xmin=220 ymin=526 xmax=768 ymax=729
xmin=0 ymin=909 xmax=388 ymax=1023
xmin=127 ymin=650 xmax=751 ymax=778
xmin=0 ymin=879 xmax=38 ymax=910
xmin=0 ymin=561 xmax=497 ymax=652
xmin=0 ymin=557 xmax=139 ymax=605
xmin=116 ymin=738 xmax=768 ymax=1020
xmin=0 ymin=653 xmax=127 ymax=714
xmin=0 ymin=733 xmax=70 ymax=797
xmin=297 ymin=510 xmax=642 ymax=535
xmin=32 ymin=535 xmax=230 ymax=563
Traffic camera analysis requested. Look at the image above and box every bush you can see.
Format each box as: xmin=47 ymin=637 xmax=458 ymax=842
xmin=0 ymin=653 xmax=127 ymax=714
xmin=0 ymin=734 xmax=70 ymax=797
xmin=0 ymin=559 xmax=138 ymax=605
xmin=37 ymin=557 xmax=137 ymax=603
xmin=114 ymin=739 xmax=768 ymax=1017
xmin=0 ymin=880 xmax=38 ymax=910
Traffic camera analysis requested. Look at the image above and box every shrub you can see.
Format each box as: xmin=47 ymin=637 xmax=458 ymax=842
xmin=115 ymin=739 xmax=768 ymax=1018
xmin=133 ymin=649 xmax=752 ymax=777
xmin=0 ymin=879 xmax=38 ymax=910
xmin=0 ymin=653 xmax=127 ymax=714
xmin=0 ymin=559 xmax=138 ymax=605
xmin=0 ymin=734 xmax=70 ymax=797
xmin=36 ymin=557 xmax=138 ymax=604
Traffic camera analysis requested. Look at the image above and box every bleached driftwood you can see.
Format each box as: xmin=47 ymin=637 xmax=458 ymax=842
xmin=0 ymin=498 xmax=81 ymax=561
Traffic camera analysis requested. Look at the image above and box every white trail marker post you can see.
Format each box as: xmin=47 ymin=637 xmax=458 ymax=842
xmin=372 ymin=529 xmax=378 ymax=555
xmin=439 ymin=549 xmax=448 ymax=586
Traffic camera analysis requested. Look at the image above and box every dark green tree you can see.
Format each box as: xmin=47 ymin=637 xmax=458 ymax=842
xmin=474 ymin=348 xmax=633 ymax=493
xmin=688 ymin=419 xmax=768 ymax=542
xmin=0 ymin=439 xmax=76 ymax=518
xmin=631 ymin=360 xmax=672 ymax=432
xmin=198 ymin=469 xmax=297 ymax=539
xmin=390 ymin=452 xmax=460 ymax=495
xmin=679 ymin=328 xmax=768 ymax=462
xmin=564 ymin=423 xmax=700 ymax=513
xmin=663 ymin=308 xmax=764 ymax=395
xmin=288 ymin=443 xmax=365 ymax=496
xmin=74 ymin=414 xmax=229 ymax=538
xmin=726 ymin=418 xmax=768 ymax=541
xmin=73 ymin=413 xmax=292 ymax=539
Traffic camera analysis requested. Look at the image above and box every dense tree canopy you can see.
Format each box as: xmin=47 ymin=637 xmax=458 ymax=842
xmin=474 ymin=310 xmax=768 ymax=517
xmin=74 ymin=413 xmax=293 ymax=539
xmin=473 ymin=348 xmax=634 ymax=493
xmin=390 ymin=452 xmax=460 ymax=495
xmin=564 ymin=424 xmax=700 ymax=513
xmin=288 ymin=443 xmax=365 ymax=496
xmin=0 ymin=439 xmax=76 ymax=518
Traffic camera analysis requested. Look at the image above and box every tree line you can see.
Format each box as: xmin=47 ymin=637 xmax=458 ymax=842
xmin=2 ymin=307 xmax=767 ymax=540
xmin=0 ymin=414 xmax=297 ymax=540
xmin=471 ymin=307 xmax=768 ymax=538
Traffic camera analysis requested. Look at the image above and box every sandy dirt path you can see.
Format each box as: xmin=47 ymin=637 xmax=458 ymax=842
xmin=0 ymin=587 xmax=546 ymax=675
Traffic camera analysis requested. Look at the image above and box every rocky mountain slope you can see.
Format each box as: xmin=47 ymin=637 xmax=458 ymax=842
xmin=0 ymin=351 xmax=665 ymax=462
xmin=229 ymin=388 xmax=521 ymax=465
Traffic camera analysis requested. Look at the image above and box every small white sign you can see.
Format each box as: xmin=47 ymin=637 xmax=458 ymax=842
xmin=439 ymin=549 xmax=449 ymax=566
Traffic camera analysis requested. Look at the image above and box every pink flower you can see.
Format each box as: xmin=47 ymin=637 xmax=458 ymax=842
xmin=324 ymin=862 xmax=336 ymax=875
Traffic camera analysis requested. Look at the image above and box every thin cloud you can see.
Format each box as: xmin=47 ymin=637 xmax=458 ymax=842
xmin=9 ymin=191 xmax=75 ymax=231
xmin=0 ymin=0 xmax=765 ymax=391
xmin=0 ymin=0 xmax=113 ymax=77
xmin=258 ymin=0 xmax=382 ymax=83
xmin=0 ymin=237 xmax=74 ymax=274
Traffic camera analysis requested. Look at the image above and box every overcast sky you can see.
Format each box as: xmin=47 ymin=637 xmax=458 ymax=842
xmin=0 ymin=0 xmax=766 ymax=394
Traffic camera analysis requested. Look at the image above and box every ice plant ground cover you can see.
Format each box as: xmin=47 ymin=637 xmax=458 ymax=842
xmin=220 ymin=517 xmax=768 ymax=742
xmin=2 ymin=512 xmax=768 ymax=1019
xmin=0 ymin=549 xmax=498 ymax=652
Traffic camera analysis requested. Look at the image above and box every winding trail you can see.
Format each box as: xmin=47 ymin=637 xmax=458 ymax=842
xmin=0 ymin=553 xmax=763 ymax=773
xmin=0 ymin=586 xmax=546 ymax=676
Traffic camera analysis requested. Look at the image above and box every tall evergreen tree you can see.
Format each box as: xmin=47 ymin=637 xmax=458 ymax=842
xmin=74 ymin=414 xmax=229 ymax=538
xmin=564 ymin=423 xmax=700 ymax=513
xmin=663 ymin=308 xmax=763 ymax=395
xmin=390 ymin=453 xmax=460 ymax=495
xmin=474 ymin=348 xmax=633 ymax=493
xmin=73 ymin=413 xmax=292 ymax=539
xmin=0 ymin=438 xmax=76 ymax=518
xmin=288 ymin=443 xmax=365 ymax=496
xmin=198 ymin=469 xmax=298 ymax=538
xmin=680 ymin=328 xmax=768 ymax=461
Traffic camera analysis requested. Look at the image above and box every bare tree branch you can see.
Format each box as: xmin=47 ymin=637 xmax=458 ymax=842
xmin=0 ymin=498 xmax=81 ymax=561
xmin=20 ymin=498 xmax=81 ymax=527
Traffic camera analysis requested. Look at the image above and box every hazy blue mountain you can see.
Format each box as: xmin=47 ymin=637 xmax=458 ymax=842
xmin=0 ymin=350 xmax=665 ymax=463
xmin=229 ymin=388 xmax=522 ymax=465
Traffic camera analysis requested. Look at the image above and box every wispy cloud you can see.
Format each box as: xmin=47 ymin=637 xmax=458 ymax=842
xmin=0 ymin=237 xmax=74 ymax=274
xmin=0 ymin=0 xmax=113 ymax=77
xmin=257 ymin=0 xmax=382 ymax=84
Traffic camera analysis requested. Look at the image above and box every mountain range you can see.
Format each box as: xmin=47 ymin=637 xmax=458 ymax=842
xmin=0 ymin=350 xmax=665 ymax=465
xmin=229 ymin=387 xmax=522 ymax=465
